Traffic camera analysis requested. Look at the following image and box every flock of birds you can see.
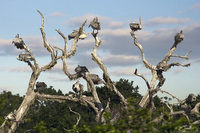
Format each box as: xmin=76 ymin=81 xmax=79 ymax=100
xmin=15 ymin=16 xmax=183 ymax=97
xmin=12 ymin=17 xmax=149 ymax=96
xmin=68 ymin=17 xmax=101 ymax=40
xmin=14 ymin=17 xmax=185 ymax=98
xmin=68 ymin=16 xmax=142 ymax=40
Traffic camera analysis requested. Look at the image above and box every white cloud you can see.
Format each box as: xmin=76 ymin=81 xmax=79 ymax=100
xmin=10 ymin=66 xmax=32 ymax=72
xmin=111 ymin=68 xmax=135 ymax=76
xmin=189 ymin=3 xmax=200 ymax=10
xmin=0 ymin=86 xmax=11 ymax=92
xmin=105 ymin=21 xmax=126 ymax=29
xmin=144 ymin=17 xmax=191 ymax=27
xmin=102 ymin=54 xmax=140 ymax=66
xmin=101 ymin=28 xmax=130 ymax=36
xmin=48 ymin=75 xmax=67 ymax=82
xmin=0 ymin=39 xmax=11 ymax=46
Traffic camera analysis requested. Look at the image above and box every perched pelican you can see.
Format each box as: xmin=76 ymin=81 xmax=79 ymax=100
xmin=75 ymin=65 xmax=89 ymax=73
xmin=72 ymin=79 xmax=84 ymax=95
xmin=186 ymin=93 xmax=196 ymax=103
xmin=17 ymin=52 xmax=34 ymax=62
xmin=170 ymin=30 xmax=184 ymax=49
xmin=12 ymin=34 xmax=25 ymax=49
xmin=68 ymin=30 xmax=88 ymax=40
xmin=88 ymin=73 xmax=104 ymax=85
xmin=36 ymin=82 xmax=47 ymax=93
xmin=88 ymin=17 xmax=101 ymax=33
xmin=129 ymin=17 xmax=142 ymax=31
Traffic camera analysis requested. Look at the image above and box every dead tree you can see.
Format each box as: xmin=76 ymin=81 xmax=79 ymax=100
xmin=130 ymin=18 xmax=191 ymax=109
xmin=54 ymin=17 xmax=128 ymax=123
xmin=0 ymin=10 xmax=59 ymax=133
xmin=54 ymin=19 xmax=105 ymax=123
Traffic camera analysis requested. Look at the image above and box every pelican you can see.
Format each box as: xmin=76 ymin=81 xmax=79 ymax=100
xmin=75 ymin=65 xmax=89 ymax=73
xmin=170 ymin=30 xmax=184 ymax=49
xmin=68 ymin=30 xmax=88 ymax=40
xmin=72 ymin=79 xmax=84 ymax=95
xmin=129 ymin=17 xmax=142 ymax=31
xmin=17 ymin=52 xmax=34 ymax=62
xmin=88 ymin=17 xmax=101 ymax=33
xmin=36 ymin=82 xmax=47 ymax=93
xmin=12 ymin=34 xmax=25 ymax=49
xmin=88 ymin=73 xmax=104 ymax=85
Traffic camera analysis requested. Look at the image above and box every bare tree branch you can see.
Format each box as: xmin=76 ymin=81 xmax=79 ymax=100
xmin=130 ymin=31 xmax=154 ymax=70
xmin=1 ymin=10 xmax=60 ymax=133
xmin=91 ymin=32 xmax=127 ymax=106
xmin=134 ymin=69 xmax=150 ymax=89
xmin=191 ymin=102 xmax=200 ymax=117
xmin=37 ymin=10 xmax=57 ymax=72
xmin=162 ymin=99 xmax=190 ymax=123
xmin=68 ymin=107 xmax=81 ymax=127
xmin=131 ymin=28 xmax=190 ymax=108
xmin=171 ymin=51 xmax=191 ymax=60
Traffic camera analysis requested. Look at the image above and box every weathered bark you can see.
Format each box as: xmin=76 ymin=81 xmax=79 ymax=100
xmin=91 ymin=32 xmax=127 ymax=106
xmin=55 ymin=20 xmax=105 ymax=123
xmin=130 ymin=30 xmax=190 ymax=108
xmin=1 ymin=10 xmax=58 ymax=133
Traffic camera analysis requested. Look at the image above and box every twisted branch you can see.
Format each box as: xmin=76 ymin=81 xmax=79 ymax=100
xmin=91 ymin=32 xmax=127 ymax=105
xmin=130 ymin=31 xmax=154 ymax=70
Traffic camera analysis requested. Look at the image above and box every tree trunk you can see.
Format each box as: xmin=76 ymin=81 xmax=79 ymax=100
xmin=7 ymin=72 xmax=39 ymax=133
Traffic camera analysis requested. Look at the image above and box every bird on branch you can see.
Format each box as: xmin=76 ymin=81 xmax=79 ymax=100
xmin=170 ymin=30 xmax=184 ymax=49
xmin=68 ymin=30 xmax=88 ymax=40
xmin=72 ymin=79 xmax=84 ymax=95
xmin=36 ymin=82 xmax=47 ymax=93
xmin=75 ymin=65 xmax=89 ymax=74
xmin=12 ymin=34 xmax=25 ymax=49
xmin=17 ymin=52 xmax=34 ymax=62
xmin=88 ymin=73 xmax=104 ymax=85
xmin=130 ymin=17 xmax=142 ymax=32
xmin=88 ymin=17 xmax=101 ymax=33
xmin=86 ymin=73 xmax=104 ymax=92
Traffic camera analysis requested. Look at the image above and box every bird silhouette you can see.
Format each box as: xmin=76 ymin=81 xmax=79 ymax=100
xmin=88 ymin=73 xmax=104 ymax=85
xmin=12 ymin=34 xmax=25 ymax=49
xmin=68 ymin=30 xmax=88 ymax=40
xmin=17 ymin=52 xmax=34 ymax=62
xmin=75 ymin=65 xmax=89 ymax=73
xmin=36 ymin=82 xmax=47 ymax=93
xmin=72 ymin=79 xmax=84 ymax=95
xmin=170 ymin=30 xmax=184 ymax=49
xmin=88 ymin=17 xmax=101 ymax=33
xmin=129 ymin=17 xmax=142 ymax=32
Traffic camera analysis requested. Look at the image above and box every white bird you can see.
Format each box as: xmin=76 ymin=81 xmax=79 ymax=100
xmin=72 ymin=79 xmax=84 ymax=95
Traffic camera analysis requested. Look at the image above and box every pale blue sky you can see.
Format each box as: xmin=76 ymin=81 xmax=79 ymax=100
xmin=0 ymin=1 xmax=200 ymax=100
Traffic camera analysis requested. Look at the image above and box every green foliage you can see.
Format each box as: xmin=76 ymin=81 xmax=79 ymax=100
xmin=33 ymin=121 xmax=47 ymax=133
xmin=0 ymin=91 xmax=23 ymax=126
xmin=96 ymin=78 xmax=141 ymax=113
xmin=0 ymin=80 xmax=199 ymax=132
